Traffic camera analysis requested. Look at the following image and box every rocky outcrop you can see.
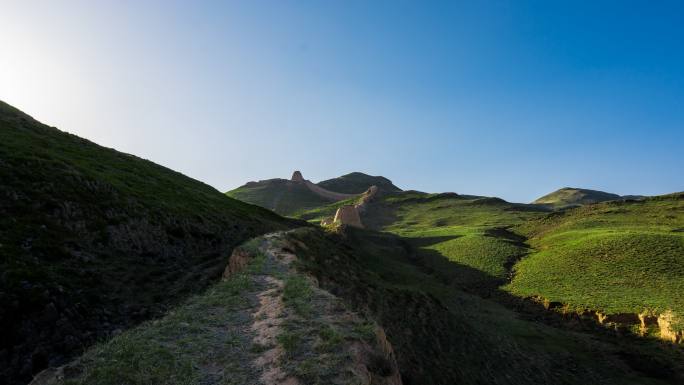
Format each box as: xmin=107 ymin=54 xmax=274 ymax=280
xmin=355 ymin=185 xmax=379 ymax=213
xmin=334 ymin=205 xmax=363 ymax=228
xmin=658 ymin=310 xmax=683 ymax=343
xmin=289 ymin=170 xmax=358 ymax=201
xmin=534 ymin=296 xmax=684 ymax=344
xmin=222 ymin=247 xmax=253 ymax=279
xmin=291 ymin=171 xmax=304 ymax=182
xmin=320 ymin=186 xmax=379 ymax=228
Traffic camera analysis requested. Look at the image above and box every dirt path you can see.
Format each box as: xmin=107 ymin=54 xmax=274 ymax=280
xmin=236 ymin=232 xmax=403 ymax=385
xmin=31 ymin=232 xmax=401 ymax=385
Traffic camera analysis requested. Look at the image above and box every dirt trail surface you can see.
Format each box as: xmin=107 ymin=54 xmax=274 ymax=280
xmin=303 ymin=180 xmax=357 ymax=201
xmin=236 ymin=232 xmax=402 ymax=385
xmin=30 ymin=231 xmax=401 ymax=385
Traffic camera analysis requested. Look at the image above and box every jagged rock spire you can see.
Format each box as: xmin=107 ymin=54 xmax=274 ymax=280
xmin=291 ymin=170 xmax=304 ymax=182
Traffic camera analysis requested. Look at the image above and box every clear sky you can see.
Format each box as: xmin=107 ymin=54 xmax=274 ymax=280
xmin=1 ymin=1 xmax=682 ymax=202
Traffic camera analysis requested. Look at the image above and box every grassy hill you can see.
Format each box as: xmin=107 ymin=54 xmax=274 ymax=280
xmin=534 ymin=187 xmax=624 ymax=208
xmin=227 ymin=172 xmax=401 ymax=216
xmin=317 ymin=172 xmax=401 ymax=194
xmin=226 ymin=178 xmax=333 ymax=216
xmin=507 ymin=194 xmax=684 ymax=335
xmin=359 ymin=189 xmax=684 ymax=344
xmin=337 ymin=190 xmax=546 ymax=288
xmin=0 ymin=101 xmax=295 ymax=384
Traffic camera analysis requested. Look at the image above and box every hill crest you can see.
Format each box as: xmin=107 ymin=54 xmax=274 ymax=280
xmin=534 ymin=187 xmax=627 ymax=208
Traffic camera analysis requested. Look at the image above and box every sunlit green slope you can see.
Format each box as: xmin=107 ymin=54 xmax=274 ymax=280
xmin=507 ymin=194 xmax=684 ymax=323
xmin=533 ymin=187 xmax=626 ymax=208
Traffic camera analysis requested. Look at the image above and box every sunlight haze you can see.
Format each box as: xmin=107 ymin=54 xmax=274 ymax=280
xmin=1 ymin=1 xmax=682 ymax=202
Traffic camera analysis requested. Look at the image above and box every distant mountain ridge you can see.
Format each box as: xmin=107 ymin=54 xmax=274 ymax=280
xmin=533 ymin=187 xmax=645 ymax=208
xmin=317 ymin=172 xmax=401 ymax=194
xmin=226 ymin=171 xmax=401 ymax=216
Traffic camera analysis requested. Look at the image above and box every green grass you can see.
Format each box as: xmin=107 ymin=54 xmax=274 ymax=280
xmin=357 ymin=191 xmax=543 ymax=288
xmin=426 ymin=233 xmax=526 ymax=279
xmin=285 ymin=226 xmax=684 ymax=385
xmin=507 ymin=195 xmax=684 ymax=324
xmin=227 ymin=179 xmax=333 ymax=216
xmin=316 ymin=325 xmax=344 ymax=352
xmin=283 ymin=275 xmax=314 ymax=316
xmin=360 ymin=191 xmax=544 ymax=249
xmin=0 ymin=100 xmax=293 ymax=384
xmin=316 ymin=172 xmax=401 ymax=194
xmin=533 ymin=187 xmax=622 ymax=208
xmin=63 ymin=265 xmax=258 ymax=385
xmin=227 ymin=172 xmax=400 ymax=217
xmin=295 ymin=195 xmax=362 ymax=223
xmin=507 ymin=231 xmax=684 ymax=315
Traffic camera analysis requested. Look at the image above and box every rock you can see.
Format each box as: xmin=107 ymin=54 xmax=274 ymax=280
xmin=291 ymin=170 xmax=304 ymax=182
xmin=355 ymin=185 xmax=378 ymax=213
xmin=334 ymin=206 xmax=363 ymax=228
xmin=223 ymin=247 xmax=252 ymax=279
xmin=657 ymin=310 xmax=683 ymax=343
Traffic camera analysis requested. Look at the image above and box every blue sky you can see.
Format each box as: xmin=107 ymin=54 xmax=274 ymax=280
xmin=1 ymin=1 xmax=682 ymax=202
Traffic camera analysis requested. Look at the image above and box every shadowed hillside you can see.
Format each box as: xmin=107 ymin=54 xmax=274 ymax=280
xmin=0 ymin=101 xmax=295 ymax=384
xmin=227 ymin=178 xmax=333 ymax=216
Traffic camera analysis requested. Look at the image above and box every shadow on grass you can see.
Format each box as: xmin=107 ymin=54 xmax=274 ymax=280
xmin=405 ymin=232 xmax=684 ymax=383
xmin=403 ymin=235 xmax=462 ymax=248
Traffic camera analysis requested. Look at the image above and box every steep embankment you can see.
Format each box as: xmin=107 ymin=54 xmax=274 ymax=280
xmin=0 ymin=101 xmax=295 ymax=384
xmin=36 ymin=232 xmax=402 ymax=385
xmin=507 ymin=193 xmax=684 ymax=342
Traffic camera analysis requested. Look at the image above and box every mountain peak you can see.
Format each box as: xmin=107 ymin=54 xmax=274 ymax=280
xmin=291 ymin=170 xmax=304 ymax=182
